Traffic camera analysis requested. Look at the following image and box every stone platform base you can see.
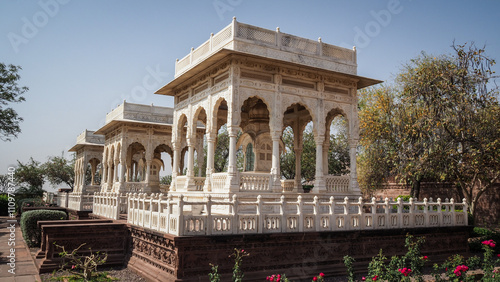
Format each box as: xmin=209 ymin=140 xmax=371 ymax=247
xmin=66 ymin=208 xmax=92 ymax=220
xmin=127 ymin=226 xmax=471 ymax=281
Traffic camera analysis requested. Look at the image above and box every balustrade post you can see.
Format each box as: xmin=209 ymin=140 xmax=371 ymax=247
xmin=156 ymin=194 xmax=162 ymax=231
xmin=280 ymin=195 xmax=285 ymax=233
xmin=450 ymin=198 xmax=456 ymax=226
xmin=409 ymin=198 xmax=414 ymax=227
xmin=329 ymin=196 xmax=335 ymax=231
xmin=437 ymin=198 xmax=442 ymax=227
xmin=206 ymin=195 xmax=212 ymax=235
xmin=232 ymin=194 xmax=238 ymax=234
xmin=297 ymin=195 xmax=303 ymax=232
xmin=358 ymin=197 xmax=363 ymax=229
xmin=423 ymin=198 xmax=429 ymax=227
xmin=397 ymin=197 xmax=403 ymax=228
xmin=256 ymin=195 xmax=262 ymax=234
xmin=462 ymin=198 xmax=468 ymax=226
xmin=148 ymin=194 xmax=153 ymax=229
xmin=166 ymin=194 xmax=172 ymax=232
xmin=313 ymin=196 xmax=319 ymax=231
xmin=178 ymin=195 xmax=185 ymax=236
xmin=344 ymin=197 xmax=350 ymax=230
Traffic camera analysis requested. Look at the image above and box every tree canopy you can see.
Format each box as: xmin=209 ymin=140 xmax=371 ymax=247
xmin=0 ymin=63 xmax=28 ymax=141
xmin=43 ymin=155 xmax=75 ymax=189
xmin=358 ymin=42 xmax=500 ymax=215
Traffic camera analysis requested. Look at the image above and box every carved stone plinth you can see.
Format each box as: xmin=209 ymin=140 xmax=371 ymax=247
xmin=127 ymin=225 xmax=471 ymax=281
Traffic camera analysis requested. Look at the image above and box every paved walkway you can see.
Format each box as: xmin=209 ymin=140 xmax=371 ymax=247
xmin=0 ymin=216 xmax=41 ymax=282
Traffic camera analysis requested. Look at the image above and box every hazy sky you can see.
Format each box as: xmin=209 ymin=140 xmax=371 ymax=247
xmin=1 ymin=0 xmax=499 ymax=191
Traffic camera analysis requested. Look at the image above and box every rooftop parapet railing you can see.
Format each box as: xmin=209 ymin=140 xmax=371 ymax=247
xmin=174 ymin=18 xmax=357 ymax=78
xmin=126 ymin=194 xmax=468 ymax=236
xmin=76 ymin=130 xmax=105 ymax=145
xmin=104 ymin=101 xmax=174 ymax=124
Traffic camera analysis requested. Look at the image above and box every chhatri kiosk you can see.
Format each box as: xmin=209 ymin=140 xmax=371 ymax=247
xmin=156 ymin=17 xmax=380 ymax=198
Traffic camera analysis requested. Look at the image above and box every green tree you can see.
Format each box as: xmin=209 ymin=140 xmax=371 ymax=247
xmin=43 ymin=154 xmax=75 ymax=189
xmin=0 ymin=174 xmax=10 ymax=193
xmin=280 ymin=126 xmax=296 ymax=179
xmin=328 ymin=116 xmax=350 ymax=176
xmin=0 ymin=63 xmax=28 ymax=141
xmin=213 ymin=125 xmax=243 ymax=172
xmin=160 ymin=175 xmax=172 ymax=185
xmin=397 ymin=43 xmax=500 ymax=215
xmin=14 ymin=157 xmax=45 ymax=196
xmin=358 ymin=43 xmax=500 ymax=216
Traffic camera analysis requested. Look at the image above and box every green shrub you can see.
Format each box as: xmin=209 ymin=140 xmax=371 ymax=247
xmin=20 ymin=209 xmax=67 ymax=247
xmin=0 ymin=194 xmax=8 ymax=216
xmin=469 ymin=227 xmax=500 ymax=253
xmin=17 ymin=197 xmax=44 ymax=214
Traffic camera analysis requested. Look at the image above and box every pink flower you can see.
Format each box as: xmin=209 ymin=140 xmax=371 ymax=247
xmin=361 ymin=277 xmax=366 ymax=281
xmin=319 ymin=273 xmax=324 ymax=277
xmin=241 ymin=249 xmax=245 ymax=252
xmin=483 ymin=239 xmax=496 ymax=248
xmin=398 ymin=268 xmax=412 ymax=277
xmin=422 ymin=255 xmax=428 ymax=260
xmin=313 ymin=277 xmax=317 ymax=281
xmin=71 ymin=265 xmax=76 ymax=269
xmin=454 ymin=265 xmax=469 ymax=276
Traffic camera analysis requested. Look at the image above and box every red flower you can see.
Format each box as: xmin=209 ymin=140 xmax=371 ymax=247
xmin=422 ymin=255 xmax=428 ymax=260
xmin=313 ymin=277 xmax=317 ymax=281
xmin=319 ymin=273 xmax=324 ymax=277
xmin=361 ymin=277 xmax=366 ymax=281
xmin=398 ymin=268 xmax=412 ymax=277
xmin=497 ymin=254 xmax=500 ymax=257
xmin=372 ymin=275 xmax=378 ymax=281
xmin=454 ymin=265 xmax=469 ymax=276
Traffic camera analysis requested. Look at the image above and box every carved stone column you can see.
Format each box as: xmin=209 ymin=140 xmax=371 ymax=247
xmin=349 ymin=139 xmax=360 ymax=193
xmin=314 ymin=135 xmax=326 ymax=192
xmin=204 ymin=133 xmax=215 ymax=191
xmin=186 ymin=137 xmax=196 ymax=190
xmin=90 ymin=159 xmax=97 ymax=185
xmin=196 ymin=138 xmax=204 ymax=177
xmin=171 ymin=142 xmax=180 ymax=191
xmin=227 ymin=126 xmax=239 ymax=191
xmin=323 ymin=139 xmax=330 ymax=176
xmin=271 ymin=130 xmax=281 ymax=192
xmin=294 ymin=148 xmax=302 ymax=193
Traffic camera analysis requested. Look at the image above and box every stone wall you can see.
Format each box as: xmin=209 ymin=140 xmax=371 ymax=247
xmin=127 ymin=225 xmax=471 ymax=281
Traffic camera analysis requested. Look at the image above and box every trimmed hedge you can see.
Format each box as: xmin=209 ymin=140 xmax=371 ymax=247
xmin=0 ymin=194 xmax=8 ymax=216
xmin=17 ymin=198 xmax=43 ymax=215
xmin=20 ymin=209 xmax=67 ymax=247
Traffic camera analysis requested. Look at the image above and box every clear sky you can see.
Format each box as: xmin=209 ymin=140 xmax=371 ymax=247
xmin=1 ymin=0 xmax=499 ymax=191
